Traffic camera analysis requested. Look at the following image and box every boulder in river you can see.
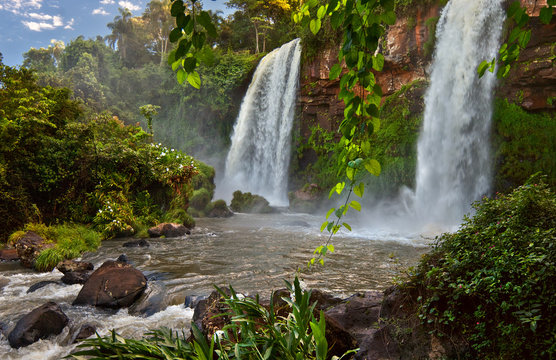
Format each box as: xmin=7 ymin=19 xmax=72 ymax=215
xmin=61 ymin=271 xmax=91 ymax=285
xmin=206 ymin=200 xmax=234 ymax=218
xmin=71 ymin=324 xmax=96 ymax=343
xmin=123 ymin=239 xmax=150 ymax=247
xmin=230 ymin=190 xmax=274 ymax=213
xmin=8 ymin=301 xmax=68 ymax=349
xmin=73 ymin=260 xmax=147 ymax=309
xmin=26 ymin=280 xmax=61 ymax=294
xmin=56 ymin=260 xmax=94 ymax=274
xmin=128 ymin=281 xmax=168 ymax=316
xmin=14 ymin=231 xmax=53 ymax=269
xmin=148 ymin=223 xmax=189 ymax=238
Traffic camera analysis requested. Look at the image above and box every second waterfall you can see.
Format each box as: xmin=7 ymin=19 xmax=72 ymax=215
xmin=221 ymin=38 xmax=301 ymax=206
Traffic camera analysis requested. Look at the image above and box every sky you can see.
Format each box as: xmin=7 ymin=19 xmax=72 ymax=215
xmin=0 ymin=0 xmax=230 ymax=67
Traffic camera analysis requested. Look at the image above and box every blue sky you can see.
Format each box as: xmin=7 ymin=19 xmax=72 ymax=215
xmin=0 ymin=0 xmax=230 ymax=67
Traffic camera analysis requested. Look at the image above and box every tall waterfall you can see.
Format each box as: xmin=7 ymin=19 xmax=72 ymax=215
xmin=222 ymin=38 xmax=301 ymax=206
xmin=412 ymin=0 xmax=505 ymax=226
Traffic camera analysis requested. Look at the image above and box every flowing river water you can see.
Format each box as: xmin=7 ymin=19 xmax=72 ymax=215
xmin=0 ymin=213 xmax=429 ymax=359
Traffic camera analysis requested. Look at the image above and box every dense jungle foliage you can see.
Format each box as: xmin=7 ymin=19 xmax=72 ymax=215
xmin=0 ymin=62 xmax=205 ymax=244
xmin=407 ymin=176 xmax=556 ymax=359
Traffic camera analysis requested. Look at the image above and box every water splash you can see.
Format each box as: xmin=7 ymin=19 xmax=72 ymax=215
xmin=411 ymin=0 xmax=505 ymax=227
xmin=219 ymin=39 xmax=302 ymax=206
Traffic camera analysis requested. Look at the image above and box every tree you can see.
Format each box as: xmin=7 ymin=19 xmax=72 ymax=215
xmin=226 ymin=0 xmax=294 ymax=53
xmin=143 ymin=0 xmax=174 ymax=65
xmin=106 ymin=7 xmax=134 ymax=62
xmin=23 ymin=46 xmax=59 ymax=73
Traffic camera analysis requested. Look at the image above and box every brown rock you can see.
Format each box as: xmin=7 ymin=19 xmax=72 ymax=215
xmin=8 ymin=302 xmax=68 ymax=349
xmin=14 ymin=231 xmax=53 ymax=269
xmin=0 ymin=248 xmax=19 ymax=261
xmin=148 ymin=223 xmax=188 ymax=238
xmin=73 ymin=260 xmax=147 ymax=308
xmin=61 ymin=271 xmax=92 ymax=285
xmin=56 ymin=260 xmax=94 ymax=274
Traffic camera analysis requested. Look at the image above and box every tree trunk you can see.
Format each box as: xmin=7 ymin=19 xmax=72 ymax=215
xmin=254 ymin=23 xmax=260 ymax=54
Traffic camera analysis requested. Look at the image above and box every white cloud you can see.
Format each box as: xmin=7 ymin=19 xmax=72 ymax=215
xmin=28 ymin=12 xmax=52 ymax=20
xmin=64 ymin=18 xmax=74 ymax=30
xmin=22 ymin=14 xmax=73 ymax=32
xmin=118 ymin=1 xmax=140 ymax=11
xmin=92 ymin=7 xmax=109 ymax=15
xmin=101 ymin=0 xmax=115 ymax=4
xmin=0 ymin=0 xmax=42 ymax=14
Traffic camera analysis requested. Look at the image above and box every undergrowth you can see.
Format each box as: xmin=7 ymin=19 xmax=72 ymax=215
xmin=408 ymin=175 xmax=556 ymax=359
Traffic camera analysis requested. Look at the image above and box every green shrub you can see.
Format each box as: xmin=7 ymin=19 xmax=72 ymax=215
xmin=410 ymin=175 xmax=556 ymax=359
xmin=164 ymin=208 xmax=195 ymax=229
xmin=190 ymin=188 xmax=212 ymax=211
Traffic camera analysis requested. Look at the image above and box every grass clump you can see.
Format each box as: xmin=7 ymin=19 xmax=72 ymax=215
xmin=32 ymin=224 xmax=101 ymax=271
xmin=408 ymin=175 xmax=556 ymax=359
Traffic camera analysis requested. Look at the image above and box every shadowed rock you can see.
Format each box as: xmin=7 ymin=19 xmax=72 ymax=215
xmin=8 ymin=302 xmax=68 ymax=348
xmin=73 ymin=260 xmax=147 ymax=309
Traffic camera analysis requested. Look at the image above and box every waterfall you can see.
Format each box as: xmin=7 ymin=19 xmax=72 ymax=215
xmin=412 ymin=0 xmax=505 ymax=227
xmin=221 ymin=38 xmax=301 ymax=206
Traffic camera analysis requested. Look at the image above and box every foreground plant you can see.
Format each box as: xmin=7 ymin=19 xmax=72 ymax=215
xmin=70 ymin=277 xmax=357 ymax=360
xmin=409 ymin=175 xmax=556 ymax=359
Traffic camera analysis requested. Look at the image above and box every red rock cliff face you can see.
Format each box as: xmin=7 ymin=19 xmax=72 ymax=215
xmin=298 ymin=0 xmax=554 ymax=135
xmin=498 ymin=0 xmax=555 ymax=110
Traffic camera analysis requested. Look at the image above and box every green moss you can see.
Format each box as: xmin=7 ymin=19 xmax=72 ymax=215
xmin=190 ymin=188 xmax=212 ymax=211
xmin=230 ymin=191 xmax=273 ymax=213
xmin=492 ymin=99 xmax=556 ymax=192
xmin=363 ymin=80 xmax=427 ymax=198
xmin=164 ymin=208 xmax=195 ymax=229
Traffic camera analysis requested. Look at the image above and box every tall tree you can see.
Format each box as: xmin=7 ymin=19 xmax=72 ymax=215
xmin=106 ymin=7 xmax=134 ymax=62
xmin=143 ymin=0 xmax=174 ymax=65
xmin=226 ymin=0 xmax=293 ymax=53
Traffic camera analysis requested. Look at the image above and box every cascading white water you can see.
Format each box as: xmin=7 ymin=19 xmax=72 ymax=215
xmin=412 ymin=0 xmax=505 ymax=227
xmin=221 ymin=38 xmax=301 ymax=206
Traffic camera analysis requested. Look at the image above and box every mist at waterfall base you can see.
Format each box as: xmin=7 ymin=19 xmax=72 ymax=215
xmin=215 ymin=39 xmax=302 ymax=207
xmin=350 ymin=0 xmax=506 ymax=237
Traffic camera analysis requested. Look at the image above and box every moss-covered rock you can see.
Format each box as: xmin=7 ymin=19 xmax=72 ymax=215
xmin=230 ymin=191 xmax=274 ymax=214
xmin=205 ymin=199 xmax=233 ymax=218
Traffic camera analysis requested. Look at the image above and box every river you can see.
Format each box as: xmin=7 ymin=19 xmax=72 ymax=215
xmin=0 ymin=212 xmax=429 ymax=359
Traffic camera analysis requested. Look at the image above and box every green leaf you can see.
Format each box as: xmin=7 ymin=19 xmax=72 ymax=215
xmin=350 ymin=200 xmax=361 ymax=211
xmin=183 ymin=56 xmax=197 ymax=72
xmin=329 ymin=63 xmax=342 ymax=80
xmin=382 ymin=11 xmax=396 ymax=25
xmin=327 ymin=244 xmax=335 ymax=252
xmin=310 ymin=18 xmax=322 ymax=35
xmin=346 ymin=167 xmax=354 ymax=180
xmin=170 ymin=0 xmax=184 ymax=16
xmin=342 ymin=222 xmax=352 ymax=231
xmin=372 ymin=53 xmax=385 ymax=71
xmin=540 ymin=6 xmax=553 ymax=24
xmin=518 ymin=30 xmax=531 ymax=49
xmin=187 ymin=71 xmax=201 ymax=89
xmin=317 ymin=5 xmax=328 ymax=19
xmin=477 ymin=60 xmax=491 ymax=77
xmin=364 ymin=159 xmax=381 ymax=176
xmin=321 ymin=221 xmax=329 ymax=232
xmin=335 ymin=182 xmax=345 ymax=195
xmin=176 ymin=68 xmax=186 ymax=84
xmin=192 ymin=32 xmax=206 ymax=50
xmin=353 ymin=182 xmax=364 ymax=197
xmin=326 ymin=208 xmax=335 ymax=219
xmin=169 ymin=28 xmax=182 ymax=43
